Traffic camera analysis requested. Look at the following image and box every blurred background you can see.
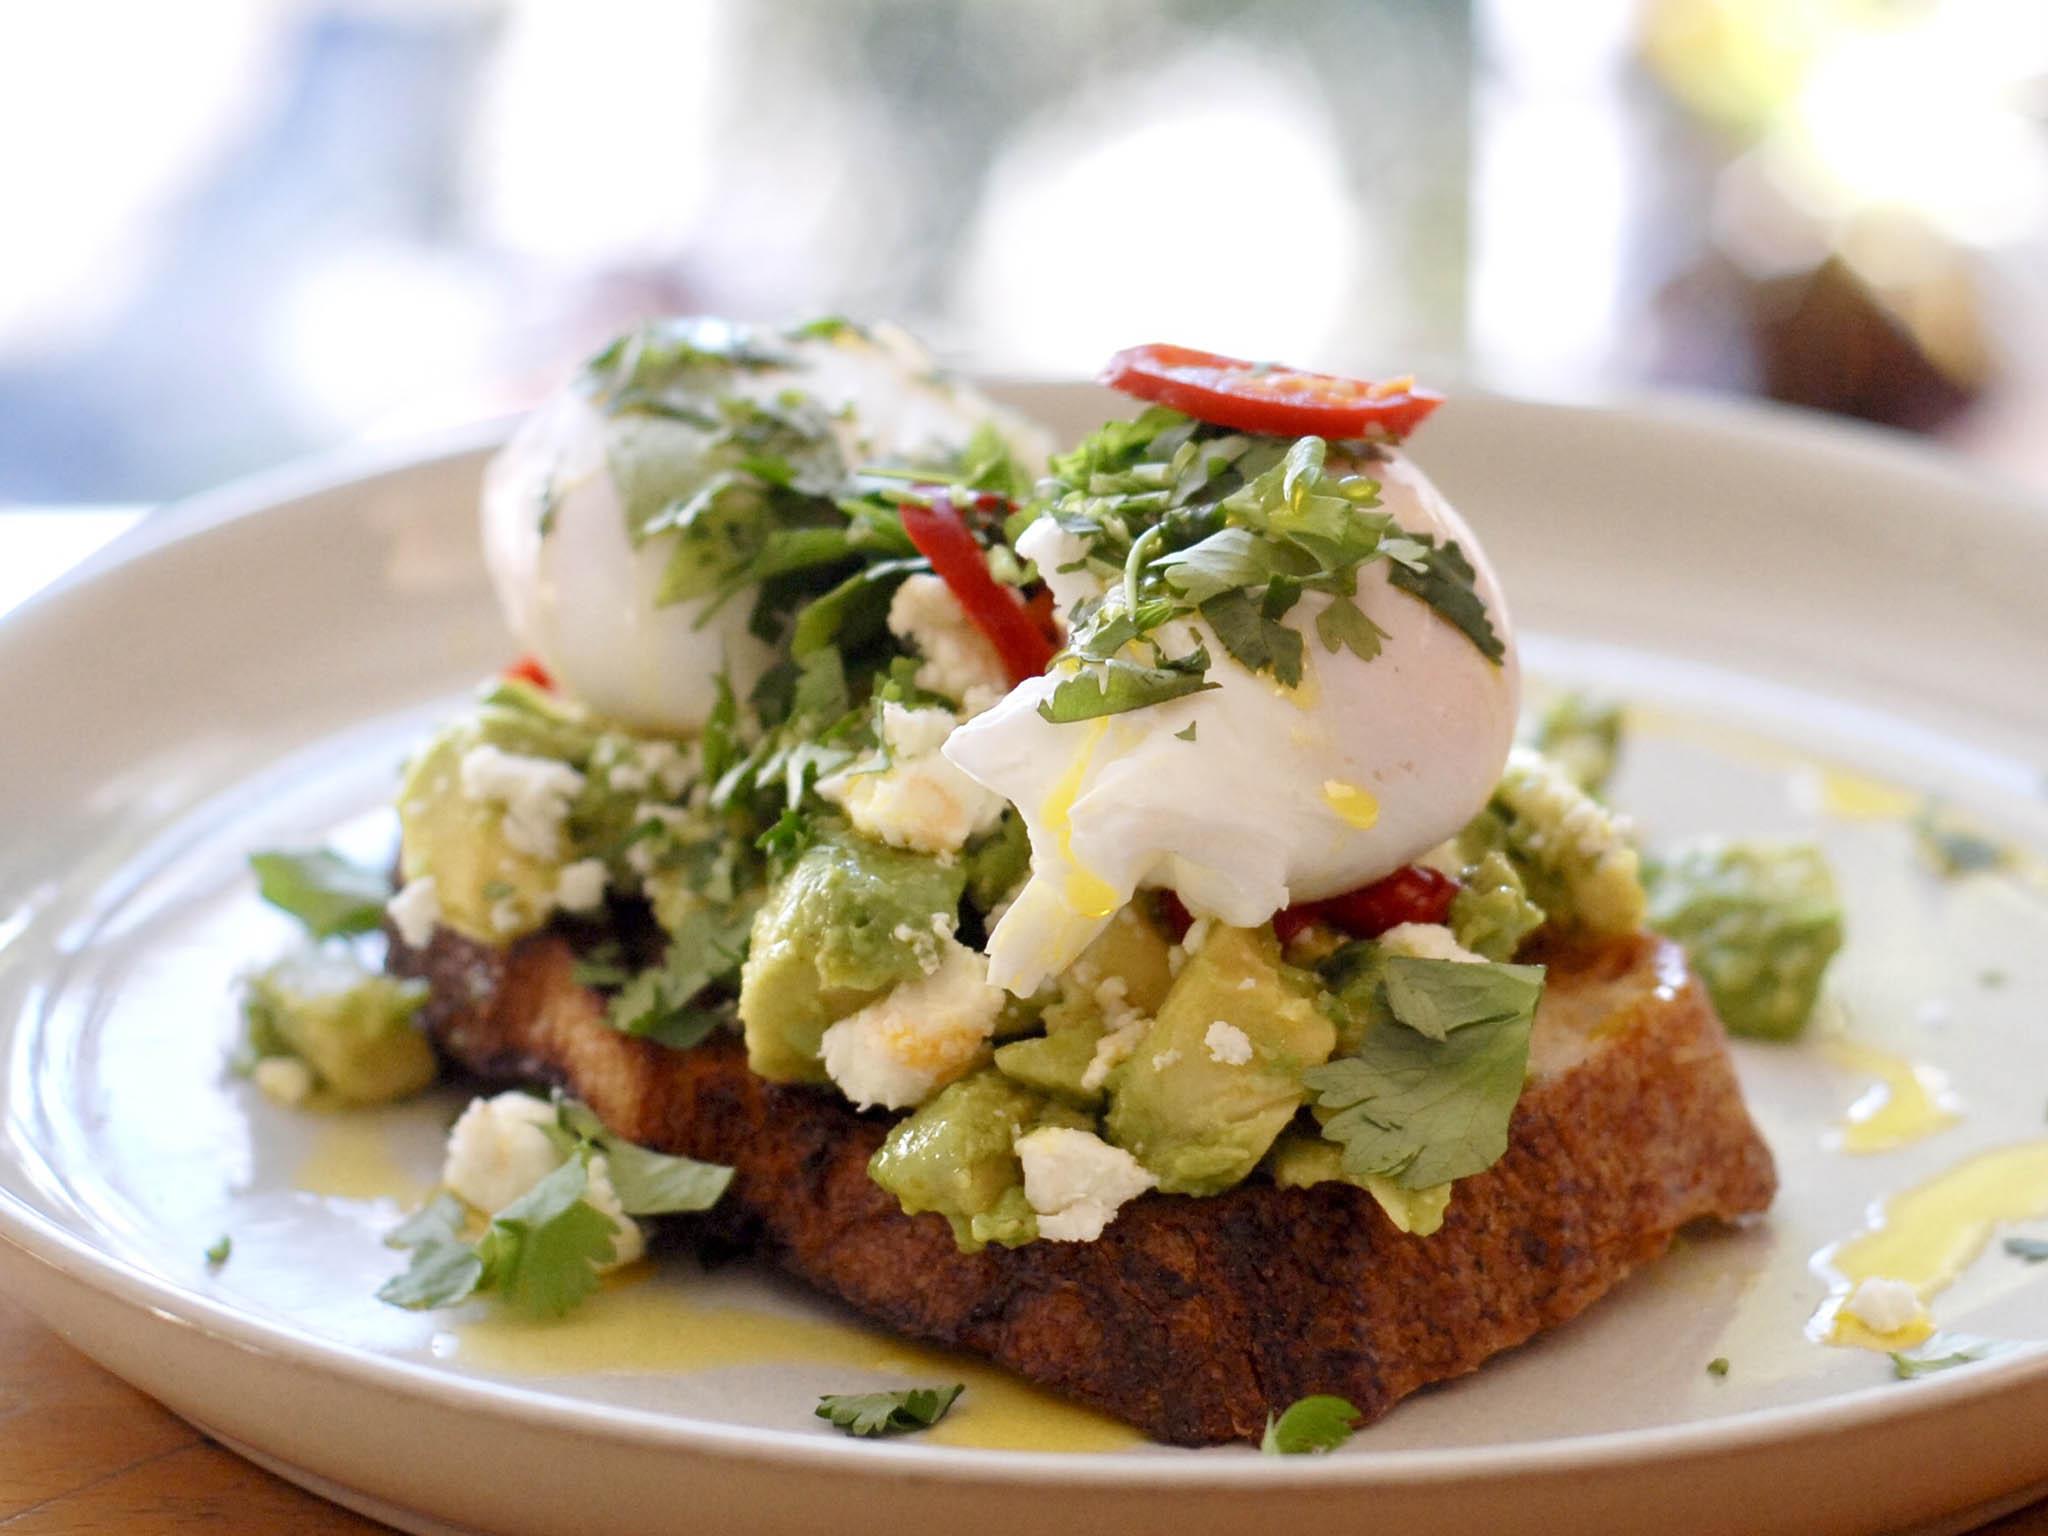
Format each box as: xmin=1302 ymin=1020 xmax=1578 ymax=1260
xmin=2 ymin=0 xmax=2046 ymax=540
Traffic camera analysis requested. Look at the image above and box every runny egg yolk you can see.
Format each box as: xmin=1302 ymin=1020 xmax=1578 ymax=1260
xmin=1812 ymin=1139 xmax=2048 ymax=1349
xmin=1826 ymin=1038 xmax=1961 ymax=1154
xmin=1040 ymin=717 xmax=1120 ymax=919
xmin=1322 ymin=780 xmax=1380 ymax=831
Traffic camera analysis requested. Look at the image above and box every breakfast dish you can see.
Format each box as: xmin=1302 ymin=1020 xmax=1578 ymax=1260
xmin=230 ymin=318 xmax=1828 ymax=1445
xmin=3 ymin=373 xmax=2047 ymax=1534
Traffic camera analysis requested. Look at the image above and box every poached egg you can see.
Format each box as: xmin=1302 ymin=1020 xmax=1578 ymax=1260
xmin=944 ymin=450 xmax=1520 ymax=996
xmin=481 ymin=319 xmax=1047 ymax=735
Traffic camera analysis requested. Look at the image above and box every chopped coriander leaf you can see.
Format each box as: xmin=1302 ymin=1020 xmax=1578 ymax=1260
xmin=1892 ymin=1343 xmax=1990 ymax=1384
xmin=815 ymin=1384 xmax=964 ymax=1438
xmin=1174 ymin=722 xmax=1198 ymax=742
xmin=1037 ymin=651 xmax=1218 ymax=724
xmin=1979 ymin=969 xmax=2007 ymax=989
xmin=1305 ymin=954 xmax=1544 ymax=1189
xmin=1384 ymin=536 xmax=1505 ymax=664
xmin=249 ymin=849 xmax=392 ymax=939
xmin=1707 ymin=1357 xmax=1730 ymax=1378
xmin=2003 ymin=1236 xmax=2048 ymax=1263
xmin=606 ymin=902 xmax=756 ymax=1049
xmin=470 ymin=1156 xmax=619 ymax=1319
xmin=1260 ymin=1395 xmax=1360 ymax=1455
xmin=204 ymin=1235 xmax=232 ymax=1268
xmin=553 ymin=1097 xmax=733 ymax=1216
xmin=1913 ymin=804 xmax=2013 ymax=878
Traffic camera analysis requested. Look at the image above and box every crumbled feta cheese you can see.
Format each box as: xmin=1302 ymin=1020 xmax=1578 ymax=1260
xmin=1182 ymin=917 xmax=1214 ymax=955
xmin=443 ymin=1092 xmax=562 ymax=1215
xmin=637 ymin=741 xmax=691 ymax=797
xmin=1081 ymin=1016 xmax=1148 ymax=1092
xmin=1204 ymin=1020 xmax=1254 ymax=1065
xmin=554 ymin=858 xmax=608 ymax=914
xmin=1016 ymin=1126 xmax=1156 ymax=1242
xmin=1377 ymin=922 xmax=1485 ymax=963
xmin=440 ymin=1092 xmax=642 ymax=1270
xmin=887 ymin=573 xmax=1010 ymax=715
xmin=490 ymin=898 xmax=524 ymax=934
xmin=1844 ymin=1276 xmax=1924 ymax=1335
xmin=1151 ymin=1047 xmax=1182 ymax=1070
xmin=458 ymin=744 xmax=586 ymax=860
xmin=386 ymin=876 xmax=441 ymax=950
xmin=607 ymin=762 xmax=650 ymax=793
xmin=816 ymin=703 xmax=1007 ymax=855
xmin=251 ymin=1055 xmax=315 ymax=1107
xmin=1236 ymin=976 xmax=1258 ymax=992
xmin=819 ymin=939 xmax=1005 ymax=1109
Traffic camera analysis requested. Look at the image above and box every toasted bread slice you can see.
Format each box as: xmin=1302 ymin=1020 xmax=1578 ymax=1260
xmin=391 ymin=927 xmax=1774 ymax=1446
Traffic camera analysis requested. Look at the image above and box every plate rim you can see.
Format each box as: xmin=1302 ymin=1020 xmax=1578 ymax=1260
xmin=4 ymin=386 xmax=2048 ymax=1492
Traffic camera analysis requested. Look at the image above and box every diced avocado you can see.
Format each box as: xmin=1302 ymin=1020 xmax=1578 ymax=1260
xmin=397 ymin=726 xmax=563 ymax=942
xmin=1104 ymin=926 xmax=1336 ymax=1195
xmin=1266 ymin=1132 xmax=1452 ymax=1236
xmin=867 ymin=1069 xmax=1088 ymax=1252
xmin=1489 ymin=747 xmax=1646 ymax=938
xmin=1528 ymin=692 xmax=1624 ymax=798
xmin=240 ymin=948 xmax=436 ymax=1105
xmin=963 ymin=810 xmax=1031 ymax=916
xmin=1449 ymin=849 xmax=1546 ymax=961
xmin=993 ymin=1025 xmax=1106 ymax=1108
xmin=991 ymin=903 xmax=1178 ymax=1107
xmin=1645 ymin=839 xmax=1844 ymax=1039
xmin=737 ymin=825 xmax=966 ymax=1082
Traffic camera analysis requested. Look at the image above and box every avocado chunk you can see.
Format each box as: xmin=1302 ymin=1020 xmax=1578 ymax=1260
xmin=1488 ymin=747 xmax=1646 ymax=938
xmin=1645 ymin=839 xmax=1844 ymax=1039
xmin=396 ymin=724 xmax=568 ymax=942
xmin=241 ymin=948 xmax=436 ymax=1105
xmin=1448 ymin=847 xmax=1545 ymax=962
xmin=738 ymin=824 xmax=966 ymax=1083
xmin=1527 ymin=691 xmax=1624 ymax=798
xmin=868 ymin=1068 xmax=1089 ymax=1252
xmin=1104 ymin=926 xmax=1336 ymax=1195
xmin=992 ymin=904 xmax=1178 ymax=1107
xmin=1266 ymin=1131 xmax=1452 ymax=1236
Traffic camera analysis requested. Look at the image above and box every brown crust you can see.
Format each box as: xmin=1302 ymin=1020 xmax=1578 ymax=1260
xmin=392 ymin=927 xmax=1775 ymax=1446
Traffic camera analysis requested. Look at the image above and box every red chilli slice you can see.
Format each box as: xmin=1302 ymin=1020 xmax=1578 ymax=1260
xmin=503 ymin=653 xmax=556 ymax=691
xmin=899 ymin=493 xmax=1057 ymax=686
xmin=1099 ymin=343 xmax=1443 ymax=441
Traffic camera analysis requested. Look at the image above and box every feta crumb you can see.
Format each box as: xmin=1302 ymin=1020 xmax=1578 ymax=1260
xmin=606 ymin=762 xmax=651 ymax=793
xmin=819 ymin=939 xmax=1004 ymax=1110
xmin=1204 ymin=1020 xmax=1254 ymax=1065
xmin=1844 ymin=1276 xmax=1924 ymax=1335
xmin=1081 ymin=1016 xmax=1148 ymax=1092
xmin=458 ymin=744 xmax=586 ymax=860
xmin=1166 ymin=944 xmax=1188 ymax=979
xmin=637 ymin=740 xmax=690 ymax=797
xmin=440 ymin=1092 xmax=643 ymax=1271
xmin=1182 ymin=916 xmax=1213 ymax=955
xmin=489 ymin=898 xmax=524 ymax=934
xmin=816 ymin=703 xmax=1007 ymax=855
xmin=1236 ymin=976 xmax=1258 ymax=992
xmin=554 ymin=858 xmax=608 ymax=914
xmin=1151 ymin=1047 xmax=1182 ymax=1070
xmin=1016 ymin=1126 xmax=1156 ymax=1242
xmin=386 ymin=876 xmax=441 ymax=950
xmin=442 ymin=1092 xmax=562 ymax=1215
xmin=887 ymin=573 xmax=1010 ymax=715
xmin=1376 ymin=922 xmax=1485 ymax=963
xmin=251 ymin=1055 xmax=315 ymax=1107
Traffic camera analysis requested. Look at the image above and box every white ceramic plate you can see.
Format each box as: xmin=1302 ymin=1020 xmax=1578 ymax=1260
xmin=4 ymin=386 xmax=2048 ymax=1536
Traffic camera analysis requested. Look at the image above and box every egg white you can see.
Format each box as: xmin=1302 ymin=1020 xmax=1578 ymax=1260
xmin=944 ymin=450 xmax=1521 ymax=996
xmin=481 ymin=323 xmax=1050 ymax=735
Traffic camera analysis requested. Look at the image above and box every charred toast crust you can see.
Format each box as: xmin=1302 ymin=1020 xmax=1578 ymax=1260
xmin=392 ymin=927 xmax=1776 ymax=1446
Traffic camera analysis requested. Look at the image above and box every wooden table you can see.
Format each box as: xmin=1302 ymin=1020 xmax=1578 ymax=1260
xmin=0 ymin=1289 xmax=2041 ymax=1535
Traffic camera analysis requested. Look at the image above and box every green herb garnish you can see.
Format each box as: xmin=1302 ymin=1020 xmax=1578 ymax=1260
xmin=1305 ymin=954 xmax=1544 ymax=1189
xmin=1260 ymin=1394 xmax=1360 ymax=1455
xmin=1707 ymin=1357 xmax=1730 ymax=1378
xmin=815 ymin=1384 xmax=964 ymax=1438
xmin=204 ymin=1235 xmax=232 ymax=1268
xmin=2003 ymin=1236 xmax=2048 ymax=1263
xmin=248 ymin=849 xmax=391 ymax=939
